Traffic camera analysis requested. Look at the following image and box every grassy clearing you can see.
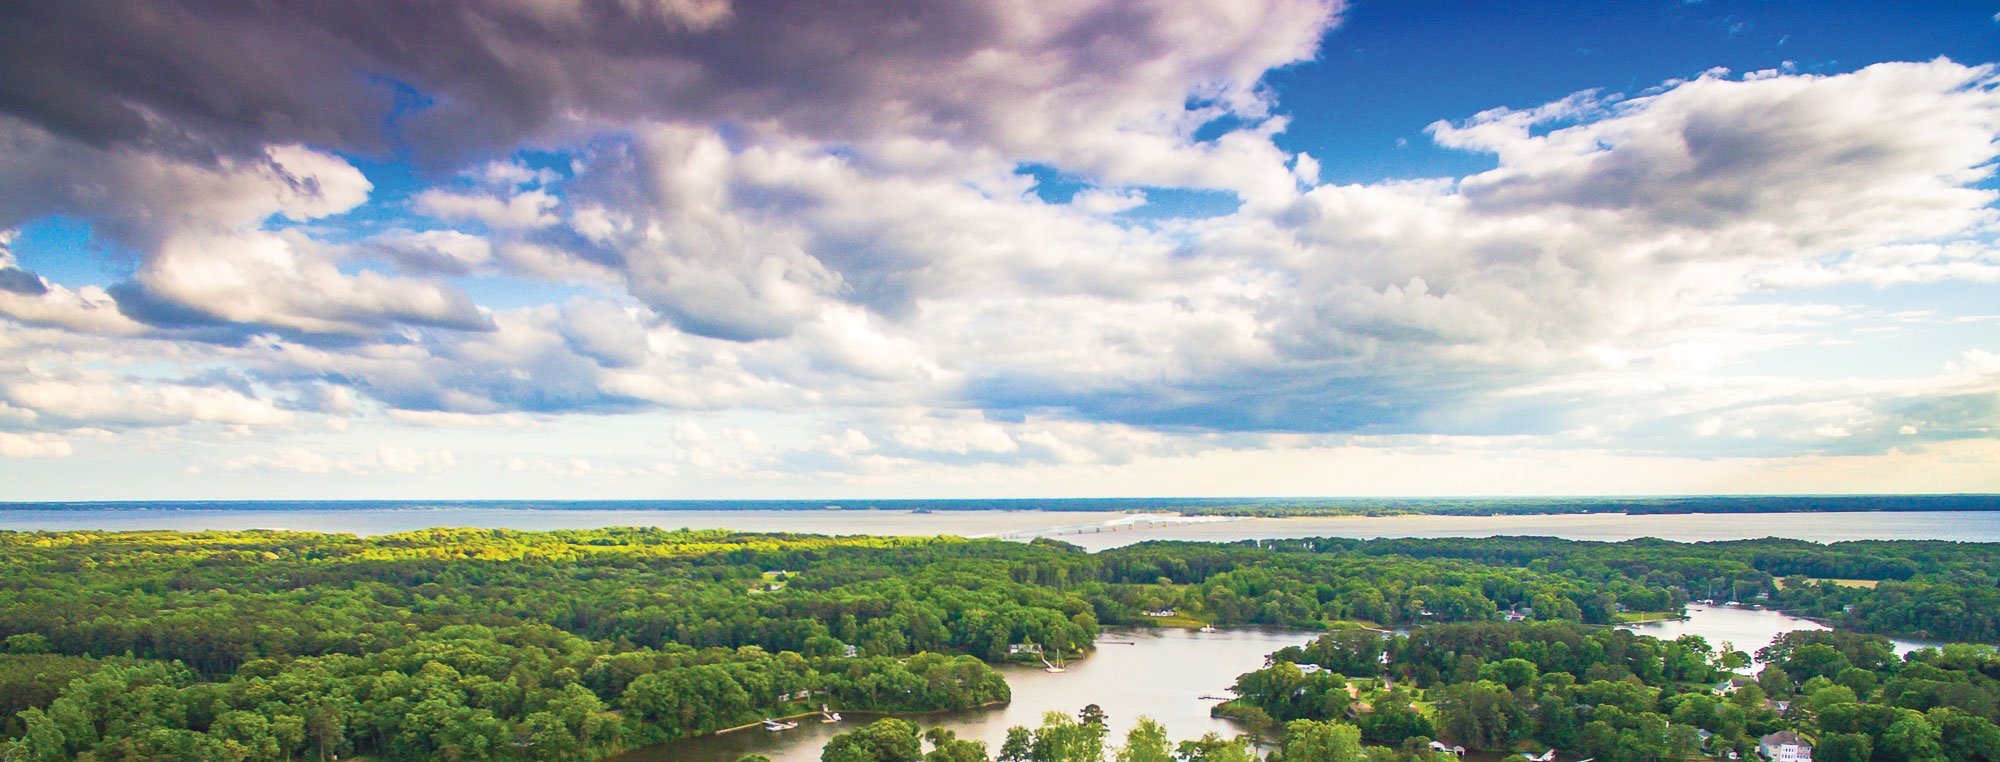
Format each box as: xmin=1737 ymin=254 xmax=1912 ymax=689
xmin=1325 ymin=619 xmax=1391 ymax=631
xmin=1615 ymin=611 xmax=1683 ymax=623
xmin=1774 ymin=577 xmax=1879 ymax=590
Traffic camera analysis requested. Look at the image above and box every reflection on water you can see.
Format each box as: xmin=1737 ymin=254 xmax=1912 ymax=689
xmin=620 ymin=608 xmax=1948 ymax=762
xmin=1621 ymin=604 xmax=1937 ymax=670
xmin=3 ymin=509 xmax=1995 ymax=549
xmin=1052 ymin=511 xmax=2000 ymax=550
xmin=0 ymin=508 xmax=1136 ymax=538
xmin=614 ymin=627 xmax=1318 ymax=762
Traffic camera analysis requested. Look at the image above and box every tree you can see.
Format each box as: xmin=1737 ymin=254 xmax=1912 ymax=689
xmin=1434 ymin=681 xmax=1526 ymax=750
xmin=824 ymin=719 xmax=924 ymax=762
xmin=1116 ymin=718 xmax=1173 ymax=762
xmin=1483 ymin=659 xmax=1540 ymax=690
xmin=7 ymin=708 xmax=67 ymax=762
xmin=1930 ymin=710 xmax=2000 ymax=762
xmin=1818 ymin=733 xmax=1872 ymax=762
xmin=1173 ymin=733 xmax=1255 ymax=762
xmin=1080 ymin=704 xmax=1108 ymax=729
xmin=1031 ymin=711 xmax=1105 ymax=762
xmin=1282 ymin=719 xmax=1367 ymax=762
xmin=1881 ymin=716 xmax=1945 ymax=762
xmin=925 ymin=728 xmax=991 ymax=762
xmin=999 ymin=727 xmax=1035 ymax=762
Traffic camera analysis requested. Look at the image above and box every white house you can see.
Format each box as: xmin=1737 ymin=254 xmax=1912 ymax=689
xmin=1759 ymin=732 xmax=1812 ymax=762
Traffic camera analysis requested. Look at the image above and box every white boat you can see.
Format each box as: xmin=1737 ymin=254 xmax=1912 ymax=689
xmin=1041 ymin=655 xmax=1066 ymax=673
xmin=762 ymin=718 xmax=799 ymax=732
xmin=1199 ymin=624 xmax=1217 ymax=633
xmin=820 ymin=705 xmax=841 ymax=723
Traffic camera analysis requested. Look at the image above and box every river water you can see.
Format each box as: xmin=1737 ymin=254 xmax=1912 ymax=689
xmin=626 ymin=604 xmax=1917 ymax=762
xmin=1621 ymin=603 xmax=1940 ymax=668
xmin=3 ymin=508 xmax=1998 ymax=548
xmin=614 ymin=627 xmax=1317 ymax=762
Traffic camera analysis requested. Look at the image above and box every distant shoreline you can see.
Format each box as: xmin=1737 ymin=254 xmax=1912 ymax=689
xmin=1 ymin=494 xmax=1997 ymax=517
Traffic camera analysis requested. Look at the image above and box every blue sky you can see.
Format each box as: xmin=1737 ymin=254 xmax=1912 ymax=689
xmin=0 ymin=0 xmax=1996 ymax=499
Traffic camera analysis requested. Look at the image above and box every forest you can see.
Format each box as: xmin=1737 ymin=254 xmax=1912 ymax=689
xmin=1 ymin=528 xmax=1997 ymax=760
xmin=1218 ymin=624 xmax=2000 ymax=762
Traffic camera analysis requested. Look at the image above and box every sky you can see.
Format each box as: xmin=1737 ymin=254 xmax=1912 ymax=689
xmin=0 ymin=1 xmax=1997 ymax=501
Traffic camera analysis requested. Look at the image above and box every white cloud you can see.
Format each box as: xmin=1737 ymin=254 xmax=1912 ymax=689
xmin=3 ymin=2 xmax=1999 ymax=496
xmin=0 ymin=431 xmax=71 ymax=458
xmin=1 ymin=376 xmax=292 ymax=428
xmin=370 ymin=229 xmax=496 ymax=275
xmin=413 ymin=189 xmax=560 ymax=229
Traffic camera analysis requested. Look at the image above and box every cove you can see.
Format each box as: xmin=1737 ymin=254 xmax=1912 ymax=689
xmin=611 ymin=627 xmax=1320 ymax=762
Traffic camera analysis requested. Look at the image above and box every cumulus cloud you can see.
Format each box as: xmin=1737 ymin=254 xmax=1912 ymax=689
xmin=0 ymin=0 xmax=1339 ymax=180
xmin=1 ymin=1 xmax=1997 ymax=491
xmin=414 ymin=189 xmax=560 ymax=229
xmin=369 ymin=229 xmax=496 ymax=275
xmin=0 ymin=375 xmax=292 ymax=428
xmin=2 ymin=120 xmax=495 ymax=338
xmin=0 ymin=431 xmax=72 ymax=458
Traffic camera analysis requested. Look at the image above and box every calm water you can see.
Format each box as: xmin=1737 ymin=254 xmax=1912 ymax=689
xmin=615 ymin=627 xmax=1315 ymax=762
xmin=2 ymin=508 xmax=1998 ymax=548
xmin=1622 ymin=603 xmax=1939 ymax=669
xmin=0 ymin=508 xmax=1135 ymax=538
xmin=632 ymin=605 xmax=1945 ymax=762
xmin=1049 ymin=511 xmax=2000 ymax=550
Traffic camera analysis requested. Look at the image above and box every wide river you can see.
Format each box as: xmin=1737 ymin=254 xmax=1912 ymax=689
xmin=611 ymin=627 xmax=1316 ymax=762
xmin=3 ymin=508 xmax=1998 ymax=548
xmin=615 ymin=604 xmax=1937 ymax=762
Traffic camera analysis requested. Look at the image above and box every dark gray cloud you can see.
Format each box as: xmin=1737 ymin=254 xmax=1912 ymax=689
xmin=0 ymin=266 xmax=45 ymax=295
xmin=0 ymin=0 xmax=1334 ymax=166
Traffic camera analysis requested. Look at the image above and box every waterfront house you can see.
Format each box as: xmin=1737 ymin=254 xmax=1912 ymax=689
xmin=1759 ymin=731 xmax=1812 ymax=762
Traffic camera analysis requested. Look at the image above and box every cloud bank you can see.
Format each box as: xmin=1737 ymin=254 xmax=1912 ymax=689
xmin=0 ymin=0 xmax=1996 ymax=496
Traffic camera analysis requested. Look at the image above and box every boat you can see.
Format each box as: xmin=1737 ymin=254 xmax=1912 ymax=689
xmin=1041 ymin=655 xmax=1066 ymax=673
xmin=762 ymin=718 xmax=799 ymax=732
xmin=1522 ymin=750 xmax=1555 ymax=762
xmin=820 ymin=705 xmax=841 ymax=723
xmin=1199 ymin=624 xmax=1217 ymax=633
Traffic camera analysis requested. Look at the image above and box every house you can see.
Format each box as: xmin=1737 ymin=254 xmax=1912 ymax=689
xmin=1759 ymin=732 xmax=1812 ymax=762
xmin=1713 ymin=676 xmax=1754 ymax=696
xmin=1297 ymin=663 xmax=1325 ymax=675
xmin=1144 ymin=608 xmax=1179 ymax=618
xmin=1767 ymin=700 xmax=1793 ymax=715
xmin=1007 ymin=643 xmax=1043 ymax=655
xmin=842 ymin=644 xmax=859 ymax=658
